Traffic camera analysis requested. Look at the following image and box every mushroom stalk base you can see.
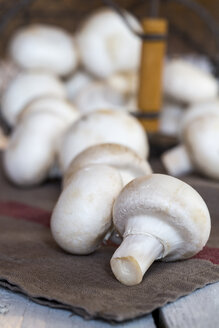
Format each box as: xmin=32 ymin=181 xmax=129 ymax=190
xmin=161 ymin=144 xmax=193 ymax=177
xmin=110 ymin=234 xmax=163 ymax=286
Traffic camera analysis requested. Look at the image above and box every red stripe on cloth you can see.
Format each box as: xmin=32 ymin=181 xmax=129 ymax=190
xmin=0 ymin=201 xmax=218 ymax=264
xmin=193 ymin=246 xmax=219 ymax=265
xmin=0 ymin=201 xmax=51 ymax=227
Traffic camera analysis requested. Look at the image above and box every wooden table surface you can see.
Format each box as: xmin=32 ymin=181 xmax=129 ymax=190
xmin=0 ymin=281 xmax=218 ymax=328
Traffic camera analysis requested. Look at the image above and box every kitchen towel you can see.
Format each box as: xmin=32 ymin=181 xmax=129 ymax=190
xmin=0 ymin=159 xmax=218 ymax=322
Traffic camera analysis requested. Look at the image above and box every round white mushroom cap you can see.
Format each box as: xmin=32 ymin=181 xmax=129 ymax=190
xmin=63 ymin=143 xmax=152 ymax=188
xmin=180 ymin=99 xmax=219 ymax=134
xmin=65 ymin=70 xmax=93 ymax=102
xmin=3 ymin=113 xmax=64 ymax=186
xmin=159 ymin=101 xmax=184 ymax=137
xmin=162 ymin=100 xmax=219 ymax=179
xmin=19 ymin=95 xmax=79 ymax=124
xmin=106 ymin=71 xmax=138 ymax=96
xmin=163 ymin=59 xmax=218 ymax=104
xmin=9 ymin=24 xmax=78 ymax=76
xmin=51 ymin=164 xmax=123 ymax=254
xmin=111 ymin=174 xmax=211 ymax=285
xmin=76 ymin=9 xmax=141 ymax=78
xmin=183 ymin=115 xmax=219 ymax=180
xmin=74 ymin=81 xmax=128 ymax=114
xmin=180 ymin=54 xmax=214 ymax=74
xmin=3 ymin=97 xmax=79 ymax=186
xmin=1 ymin=71 xmax=66 ymax=126
xmin=58 ymin=109 xmax=149 ymax=171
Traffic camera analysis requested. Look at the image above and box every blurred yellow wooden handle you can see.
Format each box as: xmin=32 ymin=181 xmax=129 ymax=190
xmin=138 ymin=18 xmax=168 ymax=133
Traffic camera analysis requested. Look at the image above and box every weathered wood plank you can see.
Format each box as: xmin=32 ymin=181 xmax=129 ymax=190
xmin=159 ymin=281 xmax=219 ymax=328
xmin=0 ymin=287 xmax=156 ymax=328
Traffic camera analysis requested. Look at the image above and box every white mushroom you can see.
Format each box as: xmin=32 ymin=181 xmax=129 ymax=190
xmin=76 ymin=9 xmax=141 ymax=78
xmin=163 ymin=59 xmax=218 ymax=104
xmin=159 ymin=100 xmax=184 ymax=137
xmin=181 ymin=54 xmax=214 ymax=74
xmin=65 ymin=70 xmax=93 ymax=102
xmin=106 ymin=71 xmax=138 ymax=96
xmin=63 ymin=143 xmax=152 ymax=188
xmin=74 ymin=81 xmax=128 ymax=113
xmin=18 ymin=95 xmax=79 ymax=123
xmin=58 ymin=109 xmax=149 ymax=172
xmin=180 ymin=99 xmax=219 ymax=135
xmin=111 ymin=174 xmax=211 ymax=286
xmin=1 ymin=71 xmax=66 ymax=126
xmin=3 ymin=96 xmax=79 ymax=186
xmin=9 ymin=24 xmax=78 ymax=76
xmin=125 ymin=96 xmax=138 ymax=113
xmin=51 ymin=164 xmax=123 ymax=254
xmin=162 ymin=115 xmax=219 ymax=179
xmin=162 ymin=100 xmax=219 ymax=178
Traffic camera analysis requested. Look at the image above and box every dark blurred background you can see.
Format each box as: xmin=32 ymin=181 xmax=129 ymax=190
xmin=0 ymin=0 xmax=218 ymax=63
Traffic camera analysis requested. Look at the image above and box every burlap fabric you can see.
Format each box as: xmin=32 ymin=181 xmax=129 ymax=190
xmin=0 ymin=158 xmax=218 ymax=322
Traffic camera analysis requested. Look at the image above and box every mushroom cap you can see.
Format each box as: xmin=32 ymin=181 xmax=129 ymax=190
xmin=3 ymin=111 xmax=66 ymax=186
xmin=74 ymin=81 xmax=127 ymax=114
xmin=51 ymin=164 xmax=123 ymax=254
xmin=183 ymin=115 xmax=219 ymax=179
xmin=159 ymin=101 xmax=184 ymax=136
xmin=58 ymin=109 xmax=149 ymax=171
xmin=180 ymin=54 xmax=214 ymax=74
xmin=106 ymin=71 xmax=138 ymax=95
xmin=63 ymin=143 xmax=152 ymax=188
xmin=1 ymin=71 xmax=66 ymax=126
xmin=113 ymin=174 xmax=211 ymax=260
xmin=180 ymin=99 xmax=219 ymax=135
xmin=3 ymin=97 xmax=79 ymax=186
xmin=9 ymin=24 xmax=78 ymax=76
xmin=163 ymin=59 xmax=218 ymax=103
xmin=19 ymin=96 xmax=79 ymax=126
xmin=65 ymin=70 xmax=93 ymax=102
xmin=76 ymin=9 xmax=141 ymax=78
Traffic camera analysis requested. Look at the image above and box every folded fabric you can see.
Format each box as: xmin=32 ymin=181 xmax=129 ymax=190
xmin=0 ymin=159 xmax=218 ymax=322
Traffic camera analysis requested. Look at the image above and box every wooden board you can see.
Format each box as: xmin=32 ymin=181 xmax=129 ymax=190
xmin=1 ymin=282 xmax=219 ymax=327
xmin=0 ymin=287 xmax=156 ymax=328
xmin=159 ymin=282 xmax=219 ymax=328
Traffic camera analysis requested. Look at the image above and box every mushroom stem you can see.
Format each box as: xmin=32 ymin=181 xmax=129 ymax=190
xmin=111 ymin=174 xmax=211 ymax=286
xmin=162 ymin=144 xmax=193 ymax=176
xmin=110 ymin=234 xmax=163 ymax=286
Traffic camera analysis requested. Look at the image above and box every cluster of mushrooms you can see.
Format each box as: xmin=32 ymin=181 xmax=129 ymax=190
xmin=1 ymin=8 xmax=217 ymax=286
